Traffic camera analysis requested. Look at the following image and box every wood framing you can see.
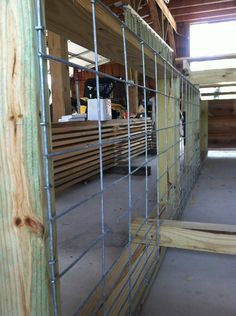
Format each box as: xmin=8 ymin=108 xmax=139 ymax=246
xmin=48 ymin=31 xmax=71 ymax=122
xmin=200 ymin=101 xmax=208 ymax=161
xmin=45 ymin=0 xmax=167 ymax=80
xmin=147 ymin=0 xmax=162 ymax=35
xmin=154 ymin=0 xmax=177 ymax=33
xmin=0 ymin=1 xmax=54 ymax=315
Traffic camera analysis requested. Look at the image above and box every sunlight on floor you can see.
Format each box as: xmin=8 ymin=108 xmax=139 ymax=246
xmin=208 ymin=150 xmax=236 ymax=158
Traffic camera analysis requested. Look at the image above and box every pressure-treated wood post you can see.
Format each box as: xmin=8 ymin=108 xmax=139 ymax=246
xmin=0 ymin=1 xmax=54 ymax=315
xmin=200 ymin=100 xmax=208 ymax=161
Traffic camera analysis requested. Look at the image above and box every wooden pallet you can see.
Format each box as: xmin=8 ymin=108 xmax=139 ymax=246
xmin=51 ymin=119 xmax=153 ymax=191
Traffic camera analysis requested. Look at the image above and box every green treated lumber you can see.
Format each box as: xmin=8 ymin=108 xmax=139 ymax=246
xmin=0 ymin=1 xmax=56 ymax=315
xmin=132 ymin=218 xmax=236 ymax=255
xmin=200 ymin=101 xmax=208 ymax=161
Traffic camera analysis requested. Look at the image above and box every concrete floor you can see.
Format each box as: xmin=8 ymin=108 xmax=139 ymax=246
xmin=56 ymin=155 xmax=158 ymax=315
xmin=141 ymin=152 xmax=236 ymax=316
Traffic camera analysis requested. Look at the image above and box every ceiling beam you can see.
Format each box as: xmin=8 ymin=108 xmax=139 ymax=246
xmin=176 ymin=53 xmax=236 ymax=62
xmin=154 ymin=0 xmax=177 ymax=32
xmin=202 ymin=91 xmax=236 ymax=96
xmin=201 ymin=82 xmax=236 ymax=88
xmin=189 ymin=68 xmax=236 ymax=85
xmin=168 ymin=0 xmax=234 ymax=10
xmin=174 ymin=8 xmax=236 ymax=23
xmin=171 ymin=1 xmax=236 ymax=17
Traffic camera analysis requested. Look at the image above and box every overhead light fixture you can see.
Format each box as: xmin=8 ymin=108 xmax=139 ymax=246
xmin=164 ymin=0 xmax=170 ymax=3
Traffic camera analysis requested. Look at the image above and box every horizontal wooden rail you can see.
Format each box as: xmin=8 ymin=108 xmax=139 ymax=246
xmin=132 ymin=218 xmax=236 ymax=255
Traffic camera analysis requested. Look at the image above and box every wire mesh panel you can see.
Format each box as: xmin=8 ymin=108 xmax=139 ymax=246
xmin=35 ymin=0 xmax=200 ymax=315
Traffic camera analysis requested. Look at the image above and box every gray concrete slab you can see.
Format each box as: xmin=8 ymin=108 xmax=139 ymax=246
xmin=56 ymin=155 xmax=158 ymax=315
xmin=140 ymin=153 xmax=236 ymax=316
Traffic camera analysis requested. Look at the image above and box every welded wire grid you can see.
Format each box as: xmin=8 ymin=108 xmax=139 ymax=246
xmin=35 ymin=0 xmax=200 ymax=315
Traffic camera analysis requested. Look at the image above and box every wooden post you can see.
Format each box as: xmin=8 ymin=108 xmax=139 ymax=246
xmin=0 ymin=1 xmax=54 ymax=315
xmin=200 ymin=101 xmax=208 ymax=161
xmin=157 ymin=79 xmax=170 ymax=216
xmin=128 ymin=69 xmax=139 ymax=114
xmin=48 ymin=31 xmax=71 ymax=122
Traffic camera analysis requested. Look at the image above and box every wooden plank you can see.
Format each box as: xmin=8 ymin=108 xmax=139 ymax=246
xmin=48 ymin=31 xmax=71 ymax=122
xmin=0 ymin=1 xmax=55 ymax=315
xmin=177 ymin=53 xmax=236 ymax=63
xmin=132 ymin=218 xmax=236 ymax=255
xmin=189 ymin=68 xmax=236 ymax=86
xmin=200 ymin=100 xmax=208 ymax=161
xmin=160 ymin=226 xmax=236 ymax=255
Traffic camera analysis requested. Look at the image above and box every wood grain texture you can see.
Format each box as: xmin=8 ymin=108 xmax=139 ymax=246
xmin=0 ymin=1 xmax=53 ymax=315
xmin=190 ymin=68 xmax=236 ymax=85
xmin=200 ymin=100 xmax=208 ymax=160
xmin=154 ymin=0 xmax=177 ymax=32
xmin=132 ymin=218 xmax=236 ymax=255
xmin=48 ymin=31 xmax=71 ymax=122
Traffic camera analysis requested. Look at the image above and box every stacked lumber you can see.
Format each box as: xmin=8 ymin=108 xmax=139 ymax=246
xmin=52 ymin=119 xmax=152 ymax=191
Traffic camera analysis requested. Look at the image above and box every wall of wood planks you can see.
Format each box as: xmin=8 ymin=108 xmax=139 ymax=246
xmin=208 ymin=99 xmax=236 ymax=148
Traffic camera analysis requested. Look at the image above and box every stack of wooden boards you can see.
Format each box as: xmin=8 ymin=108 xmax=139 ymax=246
xmin=52 ymin=119 xmax=153 ymax=191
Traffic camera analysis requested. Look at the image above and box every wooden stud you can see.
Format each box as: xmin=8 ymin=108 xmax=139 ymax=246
xmin=128 ymin=69 xmax=139 ymax=114
xmin=147 ymin=0 xmax=162 ymax=35
xmin=48 ymin=31 xmax=71 ymax=122
xmin=0 ymin=1 xmax=54 ymax=315
xmin=154 ymin=0 xmax=177 ymax=33
xmin=200 ymin=101 xmax=208 ymax=161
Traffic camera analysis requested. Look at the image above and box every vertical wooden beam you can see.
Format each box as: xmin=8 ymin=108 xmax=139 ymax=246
xmin=167 ymin=24 xmax=176 ymax=56
xmin=147 ymin=0 xmax=162 ymax=35
xmin=154 ymin=0 xmax=177 ymax=33
xmin=167 ymin=76 xmax=180 ymax=216
xmin=48 ymin=31 xmax=71 ymax=122
xmin=129 ymin=69 xmax=139 ymax=114
xmin=157 ymin=78 xmax=170 ymax=215
xmin=200 ymin=100 xmax=208 ymax=161
xmin=0 ymin=1 xmax=54 ymax=315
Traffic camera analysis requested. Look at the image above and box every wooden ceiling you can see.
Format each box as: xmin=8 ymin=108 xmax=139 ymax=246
xmin=102 ymin=0 xmax=236 ymax=25
xmin=168 ymin=0 xmax=236 ymax=24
